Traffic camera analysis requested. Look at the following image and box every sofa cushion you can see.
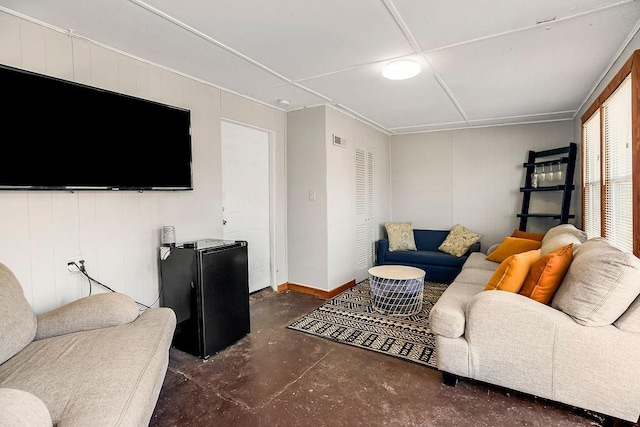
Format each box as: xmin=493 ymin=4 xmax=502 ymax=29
xmin=463 ymin=252 xmax=500 ymax=272
xmin=519 ymin=244 xmax=573 ymax=304
xmin=552 ymin=238 xmax=640 ymax=326
xmin=0 ymin=263 xmax=37 ymax=365
xmin=438 ymin=224 xmax=482 ymax=257
xmin=486 ymin=237 xmax=541 ymax=263
xmin=485 ymin=249 xmax=541 ymax=293
xmin=385 ymin=249 xmax=468 ymax=269
xmin=511 ymin=229 xmax=545 ymax=241
xmin=413 ymin=229 xmax=449 ymax=251
xmin=385 ymin=222 xmax=417 ymax=251
xmin=455 ymin=268 xmax=495 ymax=287
xmin=614 ymin=295 xmax=640 ymax=332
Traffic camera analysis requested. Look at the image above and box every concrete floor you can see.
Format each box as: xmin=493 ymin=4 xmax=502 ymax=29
xmin=150 ymin=288 xmax=620 ymax=427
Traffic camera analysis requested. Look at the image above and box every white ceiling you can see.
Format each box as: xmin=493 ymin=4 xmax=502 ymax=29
xmin=2 ymin=0 xmax=639 ymax=134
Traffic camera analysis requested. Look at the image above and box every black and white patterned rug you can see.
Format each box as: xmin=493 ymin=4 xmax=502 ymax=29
xmin=287 ymin=279 xmax=448 ymax=368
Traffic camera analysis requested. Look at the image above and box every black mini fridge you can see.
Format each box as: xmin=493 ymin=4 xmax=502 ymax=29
xmin=160 ymin=239 xmax=250 ymax=359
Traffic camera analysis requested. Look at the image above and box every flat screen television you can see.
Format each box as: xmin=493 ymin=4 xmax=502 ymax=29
xmin=0 ymin=64 xmax=193 ymax=191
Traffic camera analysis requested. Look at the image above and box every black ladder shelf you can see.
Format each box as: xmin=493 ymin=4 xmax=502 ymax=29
xmin=518 ymin=142 xmax=577 ymax=231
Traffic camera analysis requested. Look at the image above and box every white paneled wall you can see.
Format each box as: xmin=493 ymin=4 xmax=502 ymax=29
xmin=390 ymin=122 xmax=575 ymax=250
xmin=287 ymin=105 xmax=391 ymax=291
xmin=287 ymin=107 xmax=328 ymax=289
xmin=325 ymin=106 xmax=391 ymax=289
xmin=0 ymin=12 xmax=286 ymax=314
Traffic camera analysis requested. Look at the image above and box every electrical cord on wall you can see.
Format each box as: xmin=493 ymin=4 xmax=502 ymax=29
xmin=71 ymin=261 xmax=160 ymax=310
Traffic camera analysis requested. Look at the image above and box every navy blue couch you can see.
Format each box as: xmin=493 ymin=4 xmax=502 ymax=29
xmin=376 ymin=229 xmax=481 ymax=284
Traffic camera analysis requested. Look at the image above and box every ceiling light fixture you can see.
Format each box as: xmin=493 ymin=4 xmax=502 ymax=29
xmin=382 ymin=59 xmax=421 ymax=80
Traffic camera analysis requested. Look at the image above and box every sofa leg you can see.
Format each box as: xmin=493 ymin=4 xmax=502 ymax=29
xmin=602 ymin=416 xmax=635 ymax=427
xmin=442 ymin=372 xmax=458 ymax=387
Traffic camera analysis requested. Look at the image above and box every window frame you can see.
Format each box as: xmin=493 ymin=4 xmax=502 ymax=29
xmin=581 ymin=49 xmax=640 ymax=256
xmin=582 ymin=110 xmax=601 ymax=240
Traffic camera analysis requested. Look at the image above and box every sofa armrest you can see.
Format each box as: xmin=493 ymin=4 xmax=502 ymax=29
xmin=464 ymin=241 xmax=481 ymax=256
xmin=35 ymin=292 xmax=140 ymax=340
xmin=464 ymin=290 xmax=579 ymax=397
xmin=0 ymin=388 xmax=52 ymax=426
xmin=430 ymin=282 xmax=485 ymax=338
xmin=376 ymin=239 xmax=389 ymax=265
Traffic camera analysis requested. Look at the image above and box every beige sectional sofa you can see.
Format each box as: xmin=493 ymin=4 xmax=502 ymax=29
xmin=429 ymin=224 xmax=640 ymax=423
xmin=0 ymin=263 xmax=176 ymax=426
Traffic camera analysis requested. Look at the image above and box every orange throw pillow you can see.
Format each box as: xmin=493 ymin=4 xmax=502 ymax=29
xmin=485 ymin=249 xmax=541 ymax=293
xmin=486 ymin=237 xmax=542 ymax=263
xmin=511 ymin=229 xmax=545 ymax=242
xmin=519 ymin=244 xmax=574 ymax=304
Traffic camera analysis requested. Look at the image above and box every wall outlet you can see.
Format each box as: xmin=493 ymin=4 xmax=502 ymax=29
xmin=67 ymin=259 xmax=85 ymax=273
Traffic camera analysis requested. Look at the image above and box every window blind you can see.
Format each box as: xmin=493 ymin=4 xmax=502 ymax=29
xmin=583 ymin=110 xmax=601 ymax=239
xmin=603 ymin=76 xmax=633 ymax=253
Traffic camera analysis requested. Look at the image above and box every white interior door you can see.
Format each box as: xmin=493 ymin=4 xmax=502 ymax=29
xmin=355 ymin=147 xmax=375 ymax=283
xmin=221 ymin=121 xmax=271 ymax=293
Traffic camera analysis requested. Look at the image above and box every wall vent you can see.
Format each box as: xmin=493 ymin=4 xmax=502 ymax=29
xmin=333 ymin=134 xmax=347 ymax=148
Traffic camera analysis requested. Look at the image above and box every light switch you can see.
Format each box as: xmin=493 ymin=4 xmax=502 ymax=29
xmin=309 ymin=189 xmax=316 ymax=201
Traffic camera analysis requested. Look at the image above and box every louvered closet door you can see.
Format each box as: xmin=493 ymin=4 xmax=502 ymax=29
xmin=355 ymin=147 xmax=375 ymax=283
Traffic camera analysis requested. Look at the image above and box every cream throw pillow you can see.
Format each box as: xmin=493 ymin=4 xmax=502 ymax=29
xmin=543 ymin=224 xmax=587 ymax=244
xmin=385 ymin=222 xmax=417 ymax=251
xmin=540 ymin=223 xmax=587 ymax=256
xmin=540 ymin=233 xmax=582 ymax=256
xmin=552 ymin=238 xmax=640 ymax=326
xmin=439 ymin=224 xmax=482 ymax=257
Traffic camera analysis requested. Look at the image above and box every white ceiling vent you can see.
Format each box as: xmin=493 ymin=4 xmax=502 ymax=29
xmin=333 ymin=134 xmax=347 ymax=148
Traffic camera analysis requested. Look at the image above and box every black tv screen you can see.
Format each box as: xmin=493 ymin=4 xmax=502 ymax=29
xmin=0 ymin=64 xmax=193 ymax=191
